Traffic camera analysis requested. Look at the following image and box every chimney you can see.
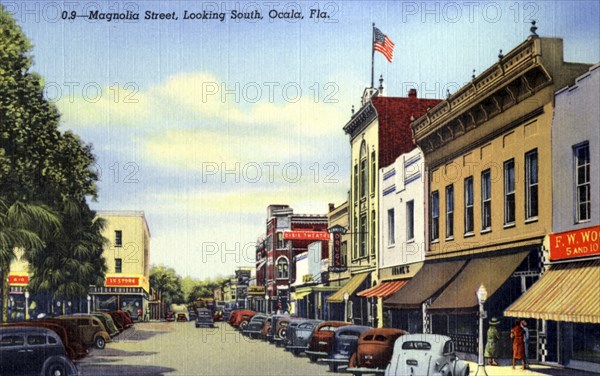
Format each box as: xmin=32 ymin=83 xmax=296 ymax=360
xmin=328 ymin=203 xmax=335 ymax=212
xmin=408 ymin=88 xmax=417 ymax=98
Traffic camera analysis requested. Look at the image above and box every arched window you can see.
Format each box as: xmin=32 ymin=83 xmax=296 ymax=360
xmin=360 ymin=141 xmax=368 ymax=198
xmin=371 ymin=151 xmax=376 ymax=194
xmin=276 ymin=257 xmax=289 ymax=279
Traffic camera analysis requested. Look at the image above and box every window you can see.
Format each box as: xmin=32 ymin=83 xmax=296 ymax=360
xmin=0 ymin=335 xmax=24 ymax=347
xmin=115 ymin=258 xmax=122 ymax=273
xmin=276 ymin=258 xmax=289 ymax=279
xmin=115 ymin=230 xmax=122 ymax=247
xmin=276 ymin=232 xmax=284 ymax=249
xmin=360 ymin=142 xmax=368 ymax=198
xmin=371 ymin=151 xmax=376 ymax=194
xmin=27 ymin=335 xmax=46 ymax=345
xmin=406 ymin=200 xmax=415 ymax=241
xmin=446 ymin=185 xmax=454 ymax=239
xmin=353 ymin=164 xmax=358 ymax=201
xmin=481 ymin=170 xmax=492 ymax=230
xmin=359 ymin=214 xmax=367 ymax=257
xmin=341 ymin=241 xmax=348 ymax=267
xmin=574 ymin=143 xmax=591 ymax=222
xmin=464 ymin=177 xmax=474 ymax=234
xmin=371 ymin=210 xmax=376 ymax=255
xmin=525 ymin=150 xmax=538 ymax=220
xmin=387 ymin=209 xmax=395 ymax=246
xmin=504 ymin=159 xmax=516 ymax=225
xmin=353 ymin=218 xmax=359 ymax=259
xmin=431 ymin=191 xmax=439 ymax=241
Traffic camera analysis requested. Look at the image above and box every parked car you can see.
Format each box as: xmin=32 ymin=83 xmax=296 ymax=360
xmin=76 ymin=312 xmax=119 ymax=338
xmin=272 ymin=316 xmax=295 ymax=346
xmin=285 ymin=319 xmax=321 ymax=355
xmin=242 ymin=313 xmax=268 ymax=338
xmin=260 ymin=315 xmax=273 ymax=339
xmin=195 ymin=308 xmax=215 ymax=328
xmin=320 ymin=325 xmax=371 ymax=372
xmin=230 ymin=310 xmax=257 ymax=330
xmin=188 ymin=310 xmax=197 ymax=321
xmin=305 ymin=321 xmax=351 ymax=362
xmin=0 ymin=326 xmax=79 ymax=376
xmin=264 ymin=314 xmax=289 ymax=342
xmin=227 ymin=309 xmax=240 ymax=326
xmin=384 ymin=334 xmax=470 ymax=376
xmin=165 ymin=311 xmax=175 ymax=322
xmin=347 ymin=328 xmax=408 ymax=375
xmin=1 ymin=321 xmax=88 ymax=361
xmin=176 ymin=313 xmax=188 ymax=322
xmin=56 ymin=316 xmax=112 ymax=349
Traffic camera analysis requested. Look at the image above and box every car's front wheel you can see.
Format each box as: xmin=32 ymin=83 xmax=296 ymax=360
xmin=95 ymin=336 xmax=106 ymax=349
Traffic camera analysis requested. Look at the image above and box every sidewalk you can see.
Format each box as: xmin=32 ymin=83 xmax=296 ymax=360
xmin=464 ymin=361 xmax=597 ymax=376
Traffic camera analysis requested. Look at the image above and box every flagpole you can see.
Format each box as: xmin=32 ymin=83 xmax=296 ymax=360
xmin=371 ymin=23 xmax=375 ymax=88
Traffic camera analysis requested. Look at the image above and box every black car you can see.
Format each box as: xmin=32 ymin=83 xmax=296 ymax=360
xmin=242 ymin=313 xmax=268 ymax=338
xmin=319 ymin=325 xmax=371 ymax=372
xmin=0 ymin=326 xmax=79 ymax=376
xmin=195 ymin=308 xmax=215 ymax=328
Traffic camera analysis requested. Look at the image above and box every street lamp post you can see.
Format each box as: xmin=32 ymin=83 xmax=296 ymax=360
xmin=24 ymin=291 xmax=30 ymax=320
xmin=87 ymin=295 xmax=91 ymax=314
xmin=343 ymin=292 xmax=349 ymax=323
xmin=56 ymin=301 xmax=61 ymax=316
xmin=68 ymin=301 xmax=72 ymax=315
xmin=475 ymin=284 xmax=488 ymax=376
xmin=264 ymin=294 xmax=269 ymax=313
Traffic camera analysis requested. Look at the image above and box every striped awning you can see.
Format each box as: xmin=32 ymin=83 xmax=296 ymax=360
xmin=327 ymin=273 xmax=369 ymax=303
xmin=504 ymin=260 xmax=600 ymax=324
xmin=357 ymin=280 xmax=408 ymax=298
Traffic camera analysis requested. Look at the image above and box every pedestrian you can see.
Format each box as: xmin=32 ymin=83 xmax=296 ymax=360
xmin=521 ymin=319 xmax=530 ymax=369
xmin=510 ymin=319 xmax=526 ymax=369
xmin=484 ymin=317 xmax=501 ymax=366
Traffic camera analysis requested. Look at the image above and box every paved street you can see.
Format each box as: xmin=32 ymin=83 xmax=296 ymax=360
xmin=76 ymin=322 xmax=596 ymax=376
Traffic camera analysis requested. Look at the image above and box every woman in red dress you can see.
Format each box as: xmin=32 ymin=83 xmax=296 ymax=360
xmin=510 ymin=319 xmax=526 ymax=369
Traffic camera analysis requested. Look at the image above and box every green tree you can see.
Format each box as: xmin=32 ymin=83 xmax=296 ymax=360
xmin=0 ymin=200 xmax=60 ymax=322
xmin=0 ymin=5 xmax=105 ymax=305
xmin=150 ymin=265 xmax=185 ymax=307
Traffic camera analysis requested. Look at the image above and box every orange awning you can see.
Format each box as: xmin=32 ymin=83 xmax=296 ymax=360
xmin=504 ymin=260 xmax=600 ymax=324
xmin=357 ymin=280 xmax=408 ymax=298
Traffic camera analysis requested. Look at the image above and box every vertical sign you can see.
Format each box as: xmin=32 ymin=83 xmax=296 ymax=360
xmin=329 ymin=225 xmax=347 ymax=273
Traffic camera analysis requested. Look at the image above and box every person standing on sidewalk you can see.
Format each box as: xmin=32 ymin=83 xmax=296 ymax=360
xmin=484 ymin=317 xmax=501 ymax=366
xmin=511 ymin=319 xmax=526 ymax=369
xmin=521 ymin=320 xmax=530 ymax=369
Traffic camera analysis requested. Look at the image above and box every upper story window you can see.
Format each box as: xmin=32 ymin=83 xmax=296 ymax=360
xmin=360 ymin=142 xmax=368 ymax=198
xmin=115 ymin=258 xmax=122 ymax=273
xmin=481 ymin=170 xmax=492 ymax=231
xmin=276 ymin=232 xmax=285 ymax=249
xmin=464 ymin=177 xmax=474 ymax=234
xmin=371 ymin=151 xmax=377 ymax=194
xmin=371 ymin=210 xmax=376 ymax=255
xmin=525 ymin=149 xmax=538 ymax=220
xmin=341 ymin=241 xmax=348 ymax=267
xmin=115 ymin=230 xmax=122 ymax=247
xmin=504 ymin=159 xmax=516 ymax=225
xmin=406 ymin=200 xmax=415 ymax=241
xmin=353 ymin=164 xmax=358 ymax=201
xmin=387 ymin=208 xmax=395 ymax=246
xmin=431 ymin=191 xmax=440 ymax=241
xmin=445 ymin=185 xmax=454 ymax=239
xmin=359 ymin=214 xmax=367 ymax=257
xmin=276 ymin=257 xmax=289 ymax=279
xmin=574 ymin=142 xmax=591 ymax=223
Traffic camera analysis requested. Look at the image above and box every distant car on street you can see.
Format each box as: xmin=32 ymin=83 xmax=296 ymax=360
xmin=176 ymin=313 xmax=188 ymax=322
xmin=195 ymin=308 xmax=215 ymax=328
xmin=165 ymin=311 xmax=175 ymax=322
xmin=384 ymin=334 xmax=470 ymax=376
xmin=0 ymin=326 xmax=79 ymax=376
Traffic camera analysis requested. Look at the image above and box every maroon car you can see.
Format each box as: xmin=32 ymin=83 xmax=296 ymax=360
xmin=305 ymin=321 xmax=351 ymax=362
xmin=347 ymin=328 xmax=408 ymax=374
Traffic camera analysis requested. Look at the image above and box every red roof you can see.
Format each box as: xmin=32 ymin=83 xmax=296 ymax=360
xmin=372 ymin=95 xmax=441 ymax=168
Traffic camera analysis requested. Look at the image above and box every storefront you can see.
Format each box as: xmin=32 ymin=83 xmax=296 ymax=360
xmin=327 ymin=272 xmax=370 ymax=325
xmin=89 ymin=274 xmax=150 ymax=320
xmin=505 ymin=227 xmax=600 ymax=372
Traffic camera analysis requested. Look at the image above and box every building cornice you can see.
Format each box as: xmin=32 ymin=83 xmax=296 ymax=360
xmin=343 ymin=101 xmax=377 ymax=138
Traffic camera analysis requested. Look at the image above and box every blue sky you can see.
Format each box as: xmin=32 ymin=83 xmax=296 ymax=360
xmin=5 ymin=1 xmax=599 ymax=279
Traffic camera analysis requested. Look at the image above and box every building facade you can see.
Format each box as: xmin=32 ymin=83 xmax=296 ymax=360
xmin=340 ymin=85 xmax=440 ymax=326
xmin=387 ymin=35 xmax=590 ymax=358
xmin=505 ymin=63 xmax=599 ymax=372
xmin=325 ymin=201 xmax=352 ymax=321
xmin=374 ymin=147 xmax=426 ymax=332
xmin=89 ymin=211 xmax=151 ymax=321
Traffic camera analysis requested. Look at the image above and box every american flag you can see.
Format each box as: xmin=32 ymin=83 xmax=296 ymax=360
xmin=373 ymin=27 xmax=395 ymax=63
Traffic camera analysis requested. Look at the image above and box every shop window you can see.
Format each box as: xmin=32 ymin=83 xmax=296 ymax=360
xmin=574 ymin=143 xmax=591 ymax=223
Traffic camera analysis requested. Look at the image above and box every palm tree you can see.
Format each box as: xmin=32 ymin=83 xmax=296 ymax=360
xmin=0 ymin=200 xmax=60 ymax=322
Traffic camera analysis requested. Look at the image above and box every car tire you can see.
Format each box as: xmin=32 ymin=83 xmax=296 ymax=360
xmin=278 ymin=327 xmax=287 ymax=339
xmin=43 ymin=358 xmax=69 ymax=376
xmin=291 ymin=348 xmax=300 ymax=356
xmin=329 ymin=363 xmax=338 ymax=372
xmin=95 ymin=336 xmax=106 ymax=349
xmin=240 ymin=320 xmax=249 ymax=330
xmin=309 ymin=355 xmax=317 ymax=363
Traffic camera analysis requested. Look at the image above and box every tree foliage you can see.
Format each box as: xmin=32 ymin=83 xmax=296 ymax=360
xmin=150 ymin=265 xmax=185 ymax=306
xmin=0 ymin=5 xmax=105 ymax=313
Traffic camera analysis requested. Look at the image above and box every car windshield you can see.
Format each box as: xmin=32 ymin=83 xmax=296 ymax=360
xmin=402 ymin=341 xmax=432 ymax=350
